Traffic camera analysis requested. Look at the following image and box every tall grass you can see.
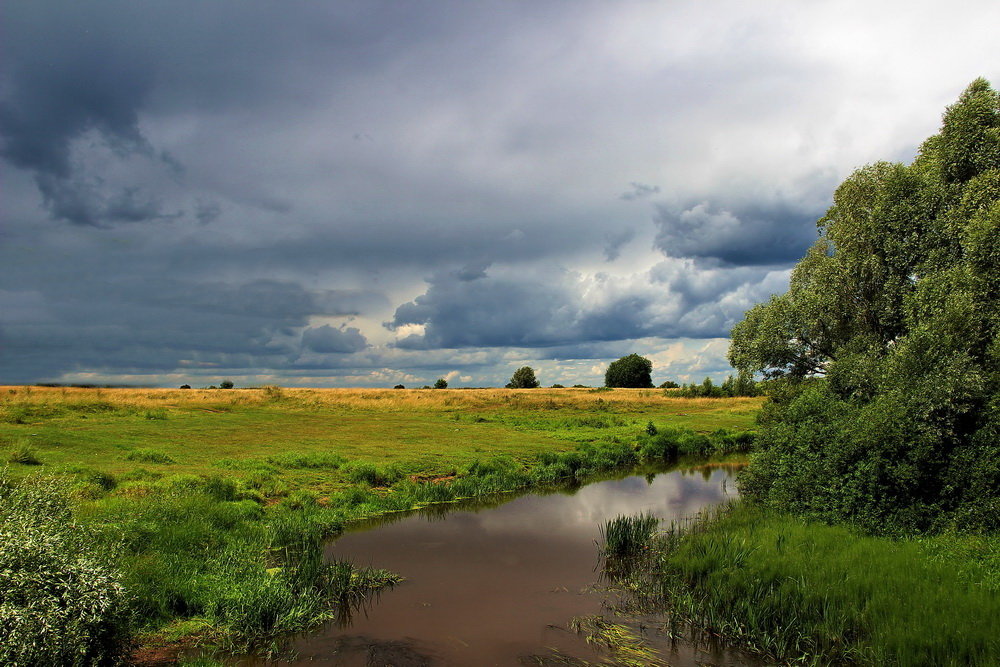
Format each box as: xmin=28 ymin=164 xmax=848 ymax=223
xmin=636 ymin=501 xmax=1000 ymax=665
xmin=601 ymin=512 xmax=659 ymax=560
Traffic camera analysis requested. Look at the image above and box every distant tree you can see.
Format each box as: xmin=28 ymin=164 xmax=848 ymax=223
xmin=507 ymin=366 xmax=540 ymax=388
xmin=219 ymin=380 xmax=234 ymax=389
xmin=393 ymin=384 xmax=405 ymax=389
xmin=433 ymin=378 xmax=448 ymax=389
xmin=179 ymin=384 xmax=191 ymax=389
xmin=659 ymin=380 xmax=679 ymax=389
xmin=551 ymin=384 xmax=565 ymax=389
xmin=604 ymin=354 xmax=654 ymax=388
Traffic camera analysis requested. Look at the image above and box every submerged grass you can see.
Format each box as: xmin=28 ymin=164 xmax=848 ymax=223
xmin=619 ymin=501 xmax=1000 ymax=666
xmin=568 ymin=615 xmax=665 ymax=667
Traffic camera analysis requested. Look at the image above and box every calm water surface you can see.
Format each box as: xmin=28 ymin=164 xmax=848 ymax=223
xmin=260 ymin=464 xmax=751 ymax=666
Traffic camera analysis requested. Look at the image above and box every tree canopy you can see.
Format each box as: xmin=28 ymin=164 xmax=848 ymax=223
xmin=729 ymin=79 xmax=1000 ymax=532
xmin=604 ymin=354 xmax=654 ymax=388
xmin=507 ymin=366 xmax=539 ymax=388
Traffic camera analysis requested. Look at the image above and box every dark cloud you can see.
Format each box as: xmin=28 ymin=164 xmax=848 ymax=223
xmin=302 ymin=325 xmax=368 ymax=354
xmin=602 ymin=229 xmax=635 ymax=261
xmin=619 ymin=182 xmax=660 ymax=201
xmin=388 ymin=263 xmax=785 ymax=350
xmin=2 ymin=1 xmax=994 ymax=385
xmin=653 ymin=197 xmax=824 ymax=266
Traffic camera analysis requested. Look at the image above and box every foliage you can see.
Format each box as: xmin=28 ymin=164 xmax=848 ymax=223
xmin=0 ymin=472 xmax=131 ymax=666
xmin=433 ymin=378 xmax=448 ymax=389
xmin=677 ymin=374 xmax=758 ymax=398
xmin=506 ymin=366 xmax=540 ymax=388
xmin=604 ymin=354 xmax=654 ymax=388
xmin=219 ymin=381 xmax=234 ymax=390
xmin=728 ymin=79 xmax=1000 ymax=532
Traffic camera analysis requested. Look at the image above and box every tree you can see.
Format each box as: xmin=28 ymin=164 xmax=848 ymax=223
xmin=393 ymin=384 xmax=405 ymax=389
xmin=433 ymin=378 xmax=448 ymax=389
xmin=219 ymin=380 xmax=234 ymax=389
xmin=507 ymin=366 xmax=539 ymax=388
xmin=604 ymin=354 xmax=654 ymax=388
xmin=729 ymin=79 xmax=1000 ymax=532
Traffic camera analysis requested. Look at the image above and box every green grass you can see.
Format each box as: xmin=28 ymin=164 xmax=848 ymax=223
xmin=0 ymin=387 xmax=761 ymax=496
xmin=0 ymin=386 xmax=760 ymax=663
xmin=634 ymin=501 xmax=1000 ymax=666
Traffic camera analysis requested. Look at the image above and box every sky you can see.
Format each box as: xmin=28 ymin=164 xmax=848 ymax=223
xmin=2 ymin=1 xmax=998 ymax=388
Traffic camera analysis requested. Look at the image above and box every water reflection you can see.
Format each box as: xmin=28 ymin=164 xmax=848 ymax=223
xmin=272 ymin=463 xmax=742 ymax=666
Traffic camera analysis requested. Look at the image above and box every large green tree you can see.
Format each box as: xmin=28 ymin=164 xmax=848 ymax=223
xmin=507 ymin=366 xmax=540 ymax=388
xmin=605 ymin=354 xmax=654 ymax=388
xmin=729 ymin=79 xmax=1000 ymax=532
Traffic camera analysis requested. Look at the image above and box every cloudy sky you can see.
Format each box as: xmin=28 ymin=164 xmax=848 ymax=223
xmin=2 ymin=1 xmax=997 ymax=387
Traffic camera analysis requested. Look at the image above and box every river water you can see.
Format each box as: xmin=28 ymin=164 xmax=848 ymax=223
xmin=265 ymin=463 xmax=749 ymax=666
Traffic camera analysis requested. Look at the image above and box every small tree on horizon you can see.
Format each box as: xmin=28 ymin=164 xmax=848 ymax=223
xmin=433 ymin=378 xmax=448 ymax=389
xmin=219 ymin=380 xmax=234 ymax=389
xmin=507 ymin=366 xmax=540 ymax=388
xmin=604 ymin=354 xmax=654 ymax=388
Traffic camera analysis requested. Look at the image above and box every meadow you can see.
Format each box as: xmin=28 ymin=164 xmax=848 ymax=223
xmin=0 ymin=385 xmax=761 ymax=664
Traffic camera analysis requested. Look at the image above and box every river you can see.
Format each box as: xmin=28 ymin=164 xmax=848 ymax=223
xmin=253 ymin=463 xmax=750 ymax=666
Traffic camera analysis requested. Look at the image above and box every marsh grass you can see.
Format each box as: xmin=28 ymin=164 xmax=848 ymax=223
xmin=125 ymin=448 xmax=176 ymax=464
xmin=601 ymin=512 xmax=659 ymax=561
xmin=632 ymin=502 xmax=1000 ymax=666
xmin=7 ymin=442 xmax=42 ymax=465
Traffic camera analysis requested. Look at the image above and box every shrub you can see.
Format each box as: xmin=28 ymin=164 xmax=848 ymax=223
xmin=179 ymin=384 xmax=191 ymax=389
xmin=393 ymin=384 xmax=405 ymax=389
xmin=0 ymin=474 xmax=131 ymax=665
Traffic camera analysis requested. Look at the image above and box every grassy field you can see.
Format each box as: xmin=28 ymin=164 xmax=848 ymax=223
xmin=0 ymin=385 xmax=762 ymax=664
xmin=0 ymin=385 xmax=761 ymax=495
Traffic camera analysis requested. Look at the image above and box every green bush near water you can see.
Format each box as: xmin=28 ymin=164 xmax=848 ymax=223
xmin=0 ymin=474 xmax=131 ymax=666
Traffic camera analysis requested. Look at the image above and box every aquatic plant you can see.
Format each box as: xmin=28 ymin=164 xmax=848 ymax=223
xmin=601 ymin=512 xmax=659 ymax=561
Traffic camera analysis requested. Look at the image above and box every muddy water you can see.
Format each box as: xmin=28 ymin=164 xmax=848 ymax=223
xmin=277 ymin=464 xmax=749 ymax=666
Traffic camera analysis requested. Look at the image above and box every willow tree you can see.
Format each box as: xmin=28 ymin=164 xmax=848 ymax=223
xmin=729 ymin=79 xmax=1000 ymax=532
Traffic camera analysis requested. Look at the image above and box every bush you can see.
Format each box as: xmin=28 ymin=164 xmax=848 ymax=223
xmin=393 ymin=384 xmax=405 ymax=389
xmin=0 ymin=474 xmax=131 ymax=665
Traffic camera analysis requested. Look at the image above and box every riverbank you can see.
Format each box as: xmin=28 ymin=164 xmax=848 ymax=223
xmin=0 ymin=386 xmax=761 ymax=664
xmin=619 ymin=501 xmax=1000 ymax=665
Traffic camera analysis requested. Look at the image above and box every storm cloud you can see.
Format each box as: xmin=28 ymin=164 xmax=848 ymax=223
xmin=2 ymin=1 xmax=998 ymax=386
